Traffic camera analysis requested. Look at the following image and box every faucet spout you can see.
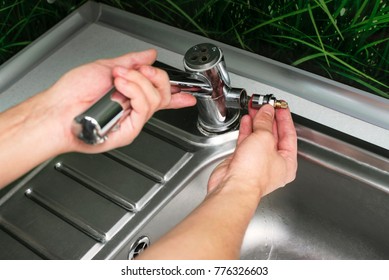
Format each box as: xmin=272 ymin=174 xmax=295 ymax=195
xmin=164 ymin=67 xmax=213 ymax=96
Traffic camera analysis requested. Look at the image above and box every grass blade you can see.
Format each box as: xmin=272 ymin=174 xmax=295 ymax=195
xmin=164 ymin=0 xmax=208 ymax=37
xmin=243 ymin=1 xmax=327 ymax=35
xmin=314 ymin=0 xmax=344 ymax=40
xmin=308 ymin=3 xmax=330 ymax=66
xmin=277 ymin=35 xmax=388 ymax=89
xmin=292 ymin=52 xmax=348 ymax=66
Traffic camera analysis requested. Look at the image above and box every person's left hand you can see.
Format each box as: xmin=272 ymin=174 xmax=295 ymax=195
xmin=42 ymin=49 xmax=196 ymax=154
xmin=207 ymin=104 xmax=297 ymax=198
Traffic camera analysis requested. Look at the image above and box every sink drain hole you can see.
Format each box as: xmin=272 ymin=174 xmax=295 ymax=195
xmin=128 ymin=236 xmax=150 ymax=260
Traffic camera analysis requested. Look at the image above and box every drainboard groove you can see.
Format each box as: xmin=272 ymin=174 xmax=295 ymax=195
xmin=143 ymin=125 xmax=197 ymax=152
xmin=104 ymin=150 xmax=165 ymax=183
xmin=54 ymin=162 xmax=137 ymax=212
xmin=24 ymin=188 xmax=107 ymax=243
xmin=0 ymin=216 xmax=61 ymax=260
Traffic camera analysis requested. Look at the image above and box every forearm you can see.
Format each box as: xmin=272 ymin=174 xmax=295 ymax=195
xmin=137 ymin=179 xmax=262 ymax=260
xmin=0 ymin=91 xmax=65 ymax=188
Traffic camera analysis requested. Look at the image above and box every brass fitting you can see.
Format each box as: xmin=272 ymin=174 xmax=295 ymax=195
xmin=275 ymin=99 xmax=289 ymax=109
xmin=251 ymin=94 xmax=288 ymax=109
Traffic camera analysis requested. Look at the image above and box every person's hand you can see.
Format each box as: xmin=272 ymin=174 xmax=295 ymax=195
xmin=136 ymin=104 xmax=297 ymax=260
xmin=208 ymin=104 xmax=297 ymax=198
xmin=42 ymin=49 xmax=196 ymax=154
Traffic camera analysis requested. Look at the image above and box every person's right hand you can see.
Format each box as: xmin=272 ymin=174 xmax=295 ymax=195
xmin=208 ymin=104 xmax=297 ymax=198
xmin=42 ymin=49 xmax=196 ymax=154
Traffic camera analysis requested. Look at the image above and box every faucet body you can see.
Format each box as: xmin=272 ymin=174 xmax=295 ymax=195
xmin=73 ymin=43 xmax=287 ymax=144
xmin=163 ymin=43 xmax=247 ymax=134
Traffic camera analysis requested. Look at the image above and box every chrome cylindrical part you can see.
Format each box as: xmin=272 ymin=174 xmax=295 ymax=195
xmin=225 ymin=88 xmax=248 ymax=109
xmin=183 ymin=43 xmax=241 ymax=134
xmin=72 ymin=87 xmax=125 ymax=144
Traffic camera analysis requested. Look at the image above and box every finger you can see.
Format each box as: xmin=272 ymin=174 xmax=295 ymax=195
xmin=167 ymin=93 xmax=197 ymax=109
xmin=247 ymin=96 xmax=258 ymax=119
xmin=170 ymin=85 xmax=181 ymax=94
xmin=276 ymin=108 xmax=298 ymax=181
xmin=237 ymin=114 xmax=252 ymax=145
xmin=111 ymin=91 xmax=131 ymax=112
xmin=248 ymin=107 xmax=258 ymax=119
xmin=102 ymin=49 xmax=157 ymax=69
xmin=276 ymin=108 xmax=297 ymax=154
xmin=138 ymin=65 xmax=171 ymax=109
xmin=114 ymin=76 xmax=149 ymax=126
xmin=114 ymin=67 xmax=161 ymax=118
xmin=138 ymin=65 xmax=196 ymax=109
xmin=252 ymin=104 xmax=275 ymax=133
xmin=273 ymin=115 xmax=279 ymax=148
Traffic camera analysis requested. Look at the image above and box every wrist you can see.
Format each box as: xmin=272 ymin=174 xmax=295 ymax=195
xmin=207 ymin=174 xmax=263 ymax=207
xmin=22 ymin=90 xmax=68 ymax=155
xmin=0 ymin=91 xmax=67 ymax=187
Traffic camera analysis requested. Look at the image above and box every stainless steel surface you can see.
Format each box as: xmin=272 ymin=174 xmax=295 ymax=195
xmin=0 ymin=107 xmax=238 ymax=259
xmin=0 ymin=2 xmax=389 ymax=260
xmin=132 ymin=113 xmax=389 ymax=260
xmin=2 ymin=104 xmax=389 ymax=259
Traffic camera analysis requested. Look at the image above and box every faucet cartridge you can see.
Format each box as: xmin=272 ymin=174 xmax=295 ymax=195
xmin=251 ymin=94 xmax=288 ymax=109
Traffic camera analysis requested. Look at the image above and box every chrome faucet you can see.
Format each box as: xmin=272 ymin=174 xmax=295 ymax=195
xmin=166 ymin=43 xmax=248 ymax=135
xmin=73 ymin=43 xmax=288 ymax=144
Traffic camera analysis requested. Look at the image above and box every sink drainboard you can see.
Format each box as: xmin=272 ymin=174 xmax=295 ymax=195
xmin=0 ymin=126 xmax=199 ymax=259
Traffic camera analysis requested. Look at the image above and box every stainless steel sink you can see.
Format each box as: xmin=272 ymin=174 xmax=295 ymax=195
xmin=114 ymin=111 xmax=389 ymax=260
xmin=2 ymin=104 xmax=388 ymax=260
xmin=240 ymin=122 xmax=389 ymax=260
xmin=1 ymin=2 xmax=388 ymax=260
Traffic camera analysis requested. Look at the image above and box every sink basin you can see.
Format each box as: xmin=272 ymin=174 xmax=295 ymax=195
xmin=241 ymin=124 xmax=389 ymax=259
xmin=1 ymin=2 xmax=388 ymax=260
xmin=113 ymin=111 xmax=389 ymax=260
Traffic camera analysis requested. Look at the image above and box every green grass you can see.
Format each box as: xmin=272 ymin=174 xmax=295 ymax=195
xmin=0 ymin=0 xmax=388 ymax=99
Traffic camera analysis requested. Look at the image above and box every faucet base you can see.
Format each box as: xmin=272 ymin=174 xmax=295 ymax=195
xmin=197 ymin=109 xmax=241 ymax=136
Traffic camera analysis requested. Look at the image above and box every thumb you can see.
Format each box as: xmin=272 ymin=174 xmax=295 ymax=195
xmin=252 ymin=104 xmax=275 ymax=133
